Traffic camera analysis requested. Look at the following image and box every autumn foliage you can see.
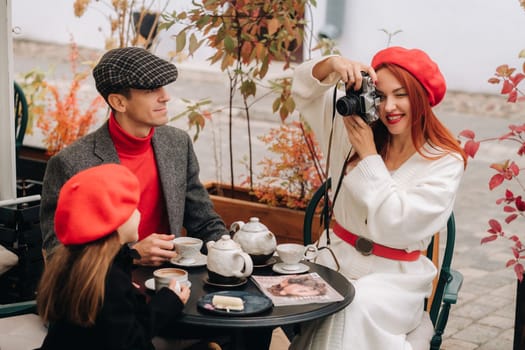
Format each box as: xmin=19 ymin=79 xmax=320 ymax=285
xmin=36 ymin=40 xmax=104 ymax=155
xmin=162 ymin=0 xmax=312 ymax=190
xmin=242 ymin=121 xmax=325 ymax=210
xmin=459 ymin=52 xmax=525 ymax=280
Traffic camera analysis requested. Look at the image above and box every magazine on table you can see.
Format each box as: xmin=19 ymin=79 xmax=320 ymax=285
xmin=251 ymin=272 xmax=344 ymax=306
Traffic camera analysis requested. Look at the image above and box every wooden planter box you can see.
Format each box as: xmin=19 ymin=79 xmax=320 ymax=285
xmin=205 ymin=182 xmax=322 ymax=245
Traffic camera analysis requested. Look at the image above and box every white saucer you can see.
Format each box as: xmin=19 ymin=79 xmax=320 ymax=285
xmin=272 ymin=262 xmax=309 ymax=274
xmin=170 ymin=254 xmax=207 ymax=267
xmin=144 ymin=278 xmax=192 ymax=291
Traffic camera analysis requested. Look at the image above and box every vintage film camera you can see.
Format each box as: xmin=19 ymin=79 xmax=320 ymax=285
xmin=335 ymin=72 xmax=379 ymax=124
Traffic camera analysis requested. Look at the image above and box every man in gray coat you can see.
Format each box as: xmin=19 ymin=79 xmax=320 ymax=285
xmin=40 ymin=47 xmax=228 ymax=266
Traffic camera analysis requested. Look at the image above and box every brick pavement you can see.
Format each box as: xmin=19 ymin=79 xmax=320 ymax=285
xmin=13 ymin=39 xmax=524 ymax=350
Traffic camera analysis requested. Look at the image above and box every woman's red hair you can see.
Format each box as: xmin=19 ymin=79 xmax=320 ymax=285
xmin=373 ymin=63 xmax=467 ymax=168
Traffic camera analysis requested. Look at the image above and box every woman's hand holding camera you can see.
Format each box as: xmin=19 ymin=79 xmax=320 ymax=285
xmin=314 ymin=56 xmax=377 ymax=90
xmin=343 ymin=116 xmax=377 ymax=161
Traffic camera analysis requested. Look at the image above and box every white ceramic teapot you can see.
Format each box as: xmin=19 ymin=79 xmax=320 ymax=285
xmin=206 ymin=235 xmax=253 ymax=284
xmin=230 ymin=217 xmax=277 ymax=265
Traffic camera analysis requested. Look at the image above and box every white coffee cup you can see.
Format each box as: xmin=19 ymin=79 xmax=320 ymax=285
xmin=153 ymin=267 xmax=188 ymax=292
xmin=173 ymin=237 xmax=203 ymax=264
xmin=276 ymin=243 xmax=318 ymax=271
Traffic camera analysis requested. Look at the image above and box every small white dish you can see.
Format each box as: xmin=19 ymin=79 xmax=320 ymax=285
xmin=145 ymin=278 xmax=192 ymax=291
xmin=170 ymin=253 xmax=207 ymax=267
xmin=272 ymin=262 xmax=309 ymax=274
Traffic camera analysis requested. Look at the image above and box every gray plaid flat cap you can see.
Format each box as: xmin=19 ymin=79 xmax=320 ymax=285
xmin=93 ymin=47 xmax=178 ymax=98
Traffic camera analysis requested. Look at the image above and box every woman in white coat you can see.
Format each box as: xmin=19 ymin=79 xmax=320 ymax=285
xmin=289 ymin=47 xmax=467 ymax=350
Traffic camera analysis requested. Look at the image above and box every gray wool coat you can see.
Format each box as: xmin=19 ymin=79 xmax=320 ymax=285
xmin=40 ymin=121 xmax=228 ymax=253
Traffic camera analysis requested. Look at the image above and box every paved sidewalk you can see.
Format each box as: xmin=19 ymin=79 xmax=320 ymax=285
xmin=13 ymin=39 xmax=525 ymax=350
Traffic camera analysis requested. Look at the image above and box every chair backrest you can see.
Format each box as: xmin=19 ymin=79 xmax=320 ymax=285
xmin=302 ymin=179 xmax=457 ymax=326
xmin=14 ymin=82 xmax=29 ymax=152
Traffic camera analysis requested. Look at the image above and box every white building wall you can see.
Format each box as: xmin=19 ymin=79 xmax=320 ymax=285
xmin=11 ymin=0 xmax=525 ymax=94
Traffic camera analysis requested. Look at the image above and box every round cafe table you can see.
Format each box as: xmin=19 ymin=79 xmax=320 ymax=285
xmin=133 ymin=260 xmax=355 ymax=349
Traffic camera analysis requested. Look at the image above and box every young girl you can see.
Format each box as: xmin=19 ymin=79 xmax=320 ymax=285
xmin=37 ymin=164 xmax=190 ymax=350
xmin=290 ymin=47 xmax=467 ymax=349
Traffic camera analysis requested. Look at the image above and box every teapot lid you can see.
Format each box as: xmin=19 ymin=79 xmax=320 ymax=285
xmin=240 ymin=217 xmax=269 ymax=233
xmin=212 ymin=235 xmax=241 ymax=250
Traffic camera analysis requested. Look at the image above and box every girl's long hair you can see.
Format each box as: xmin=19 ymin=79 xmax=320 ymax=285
xmin=37 ymin=232 xmax=121 ymax=326
xmin=370 ymin=63 xmax=467 ymax=168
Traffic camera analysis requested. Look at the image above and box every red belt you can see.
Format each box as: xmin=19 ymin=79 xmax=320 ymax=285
xmin=333 ymin=222 xmax=421 ymax=261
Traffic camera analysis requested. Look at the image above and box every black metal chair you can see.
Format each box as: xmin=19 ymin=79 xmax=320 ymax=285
xmin=0 ymin=197 xmax=46 ymax=350
xmin=302 ymin=179 xmax=463 ymax=350
xmin=14 ymin=82 xmax=29 ymax=154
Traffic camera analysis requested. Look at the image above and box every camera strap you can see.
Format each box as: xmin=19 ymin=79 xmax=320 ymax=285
xmin=322 ymin=85 xmax=354 ymax=246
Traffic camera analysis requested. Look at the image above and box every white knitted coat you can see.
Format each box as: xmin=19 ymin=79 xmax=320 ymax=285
xmin=289 ymin=58 xmax=464 ymax=350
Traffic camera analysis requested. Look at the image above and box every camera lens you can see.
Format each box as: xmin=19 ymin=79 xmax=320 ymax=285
xmin=336 ymin=96 xmax=360 ymax=116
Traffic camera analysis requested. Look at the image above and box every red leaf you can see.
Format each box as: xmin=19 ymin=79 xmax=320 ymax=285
xmin=518 ymin=143 xmax=525 ymax=156
xmin=505 ymin=213 xmax=518 ymax=224
xmin=507 ymin=259 xmax=517 ymax=267
xmin=510 ymin=162 xmax=520 ymax=176
xmin=489 ymin=174 xmax=504 ymax=190
xmin=504 ymin=206 xmax=517 ymax=212
xmin=464 ymin=140 xmax=480 ymax=158
xmin=513 ymin=247 xmax=520 ymax=259
xmin=511 ymin=73 xmax=525 ymax=86
xmin=481 ymin=235 xmax=498 ymax=244
xmin=508 ymin=90 xmax=518 ymax=103
xmin=488 ymin=77 xmax=501 ymax=84
xmin=516 ymin=196 xmax=525 ymax=211
xmin=515 ymin=264 xmax=525 ymax=281
xmin=501 ymin=80 xmax=514 ymax=94
xmin=506 ymin=189 xmax=515 ymax=199
xmin=459 ymin=129 xmax=475 ymax=139
xmin=488 ymin=219 xmax=502 ymax=233
xmin=499 ymin=131 xmax=514 ymax=141
xmin=510 ymin=124 xmax=525 ymax=133
xmin=510 ymin=235 xmax=520 ymax=241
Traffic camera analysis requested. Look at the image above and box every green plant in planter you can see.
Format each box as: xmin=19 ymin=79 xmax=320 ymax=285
xmin=458 ymin=49 xmax=525 ymax=280
xmin=161 ymin=0 xmax=315 ymax=192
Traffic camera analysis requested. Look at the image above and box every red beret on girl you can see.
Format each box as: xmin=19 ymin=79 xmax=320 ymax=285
xmin=54 ymin=164 xmax=140 ymax=245
xmin=371 ymin=46 xmax=446 ymax=106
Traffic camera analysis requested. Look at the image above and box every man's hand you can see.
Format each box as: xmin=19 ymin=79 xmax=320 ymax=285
xmin=132 ymin=233 xmax=177 ymax=266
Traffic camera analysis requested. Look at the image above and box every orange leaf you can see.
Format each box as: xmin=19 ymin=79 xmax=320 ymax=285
xmin=496 ymin=64 xmax=510 ymax=76
xmin=267 ymin=18 xmax=280 ymax=36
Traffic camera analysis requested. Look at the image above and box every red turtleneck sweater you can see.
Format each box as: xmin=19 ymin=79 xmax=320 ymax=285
xmin=108 ymin=114 xmax=170 ymax=240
